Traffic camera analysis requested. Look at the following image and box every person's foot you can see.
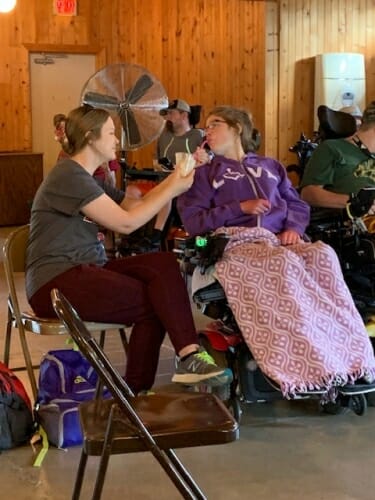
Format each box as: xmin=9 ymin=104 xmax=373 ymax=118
xmin=172 ymin=348 xmax=233 ymax=385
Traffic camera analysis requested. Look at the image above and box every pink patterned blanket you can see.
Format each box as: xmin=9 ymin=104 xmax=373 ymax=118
xmin=214 ymin=226 xmax=375 ymax=397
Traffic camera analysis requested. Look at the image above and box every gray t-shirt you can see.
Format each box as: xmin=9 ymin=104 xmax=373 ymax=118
xmin=156 ymin=128 xmax=204 ymax=164
xmin=26 ymin=159 xmax=125 ymax=299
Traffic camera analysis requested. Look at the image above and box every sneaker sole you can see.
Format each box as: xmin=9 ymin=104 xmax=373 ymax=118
xmin=204 ymin=370 xmax=233 ymax=387
xmin=172 ymin=369 xmax=226 ymax=384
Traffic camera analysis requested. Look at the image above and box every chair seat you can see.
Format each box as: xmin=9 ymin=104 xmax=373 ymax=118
xmin=21 ymin=310 xmax=128 ymax=336
xmin=80 ymin=392 xmax=239 ymax=455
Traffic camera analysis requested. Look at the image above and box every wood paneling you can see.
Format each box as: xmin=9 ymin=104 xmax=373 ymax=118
xmin=278 ymin=0 xmax=375 ymax=167
xmin=2 ymin=0 xmax=375 ymax=172
xmin=0 ymin=152 xmax=43 ymax=225
xmin=0 ymin=0 xmax=266 ymax=168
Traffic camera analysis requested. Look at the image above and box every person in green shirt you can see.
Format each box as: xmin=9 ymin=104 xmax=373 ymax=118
xmin=300 ymin=101 xmax=375 ymax=216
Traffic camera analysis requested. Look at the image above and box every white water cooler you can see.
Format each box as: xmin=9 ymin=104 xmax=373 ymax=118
xmin=314 ymin=52 xmax=366 ymax=129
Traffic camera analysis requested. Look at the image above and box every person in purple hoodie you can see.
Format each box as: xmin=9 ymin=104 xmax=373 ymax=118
xmin=177 ymin=105 xmax=375 ymax=397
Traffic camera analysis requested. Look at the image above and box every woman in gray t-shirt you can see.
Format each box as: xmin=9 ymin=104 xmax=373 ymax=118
xmin=26 ymin=104 xmax=231 ymax=394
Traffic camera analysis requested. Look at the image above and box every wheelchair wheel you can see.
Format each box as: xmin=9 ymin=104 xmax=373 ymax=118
xmin=366 ymin=391 xmax=375 ymax=407
xmin=320 ymin=399 xmax=344 ymax=415
xmin=348 ymin=394 xmax=367 ymax=416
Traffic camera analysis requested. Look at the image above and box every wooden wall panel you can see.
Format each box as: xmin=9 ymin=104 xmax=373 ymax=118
xmin=264 ymin=2 xmax=279 ymax=159
xmin=278 ymin=0 xmax=375 ymax=169
xmin=4 ymin=0 xmax=375 ymax=175
xmin=121 ymin=0 xmax=266 ymax=167
xmin=0 ymin=0 xmax=266 ymax=170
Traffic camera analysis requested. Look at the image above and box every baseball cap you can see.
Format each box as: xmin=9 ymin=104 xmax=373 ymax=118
xmin=160 ymin=99 xmax=191 ymax=116
xmin=362 ymin=101 xmax=375 ymax=124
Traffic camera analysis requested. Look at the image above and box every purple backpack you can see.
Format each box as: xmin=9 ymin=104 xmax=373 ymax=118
xmin=36 ymin=349 xmax=109 ymax=448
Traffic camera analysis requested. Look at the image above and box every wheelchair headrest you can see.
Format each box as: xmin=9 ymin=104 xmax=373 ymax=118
xmin=317 ymin=105 xmax=357 ymax=140
xmin=251 ymin=128 xmax=261 ymax=151
xmin=189 ymin=105 xmax=202 ymax=128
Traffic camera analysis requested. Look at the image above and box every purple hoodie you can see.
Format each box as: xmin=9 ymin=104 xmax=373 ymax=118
xmin=177 ymin=152 xmax=310 ymax=237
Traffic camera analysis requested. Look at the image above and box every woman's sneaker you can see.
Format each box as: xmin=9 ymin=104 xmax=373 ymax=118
xmin=172 ymin=348 xmax=233 ymax=385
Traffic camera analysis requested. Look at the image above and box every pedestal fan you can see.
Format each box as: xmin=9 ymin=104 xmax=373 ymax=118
xmin=80 ymin=63 xmax=168 ymax=187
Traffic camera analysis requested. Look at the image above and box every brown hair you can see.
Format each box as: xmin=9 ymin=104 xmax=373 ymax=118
xmin=62 ymin=105 xmax=111 ymax=156
xmin=207 ymin=105 xmax=255 ymax=152
xmin=53 ymin=113 xmax=66 ymax=128
xmin=360 ymin=100 xmax=375 ymax=131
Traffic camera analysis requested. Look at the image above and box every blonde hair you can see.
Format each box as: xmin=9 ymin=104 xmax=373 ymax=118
xmin=207 ymin=105 xmax=255 ymax=152
xmin=62 ymin=105 xmax=110 ymax=156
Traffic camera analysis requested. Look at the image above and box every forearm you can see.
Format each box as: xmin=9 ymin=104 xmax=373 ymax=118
xmin=83 ymin=179 xmax=178 ymax=235
xmin=300 ymin=185 xmax=349 ymax=209
xmin=180 ymin=202 xmax=242 ymax=237
xmin=124 ymin=190 xmax=175 ymax=233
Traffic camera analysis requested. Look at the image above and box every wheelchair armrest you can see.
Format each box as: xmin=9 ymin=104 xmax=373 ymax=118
xmin=309 ymin=207 xmax=346 ymax=224
xmin=193 ymin=281 xmax=227 ymax=304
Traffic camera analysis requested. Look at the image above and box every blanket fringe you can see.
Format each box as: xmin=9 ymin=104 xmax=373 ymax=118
xmin=280 ymin=366 xmax=375 ymax=401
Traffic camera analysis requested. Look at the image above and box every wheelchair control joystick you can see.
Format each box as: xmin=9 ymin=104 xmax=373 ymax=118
xmin=347 ymin=188 xmax=375 ymax=218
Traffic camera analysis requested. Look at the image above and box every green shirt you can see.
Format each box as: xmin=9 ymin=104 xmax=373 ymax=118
xmin=300 ymin=138 xmax=375 ymax=194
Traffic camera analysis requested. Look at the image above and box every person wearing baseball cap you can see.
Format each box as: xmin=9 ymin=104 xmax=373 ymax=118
xmin=123 ymin=98 xmax=209 ymax=252
xmin=124 ymin=98 xmax=206 ymax=252
xmin=160 ymin=98 xmax=191 ymax=116
xmin=157 ymin=98 xmax=204 ymax=165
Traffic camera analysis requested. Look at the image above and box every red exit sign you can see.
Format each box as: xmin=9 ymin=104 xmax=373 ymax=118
xmin=53 ymin=0 xmax=77 ymax=16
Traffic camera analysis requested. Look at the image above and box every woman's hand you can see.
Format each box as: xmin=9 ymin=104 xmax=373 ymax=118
xmin=166 ymin=164 xmax=196 ymax=196
xmin=240 ymin=198 xmax=271 ymax=215
xmin=277 ymin=229 xmax=303 ymax=246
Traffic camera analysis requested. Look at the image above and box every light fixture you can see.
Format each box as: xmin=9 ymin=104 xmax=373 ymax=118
xmin=0 ymin=0 xmax=16 ymax=13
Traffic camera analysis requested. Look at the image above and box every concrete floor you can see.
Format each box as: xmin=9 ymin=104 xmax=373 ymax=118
xmin=1 ymin=227 xmax=375 ymax=500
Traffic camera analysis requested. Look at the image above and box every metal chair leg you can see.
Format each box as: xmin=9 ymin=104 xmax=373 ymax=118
xmin=4 ymin=303 xmax=13 ymax=366
xmin=92 ymin=405 xmax=116 ymax=500
xmin=118 ymin=328 xmax=129 ymax=355
xmin=99 ymin=330 xmax=105 ymax=348
xmin=17 ymin=320 xmax=38 ymax=399
xmin=72 ymin=450 xmax=89 ymax=500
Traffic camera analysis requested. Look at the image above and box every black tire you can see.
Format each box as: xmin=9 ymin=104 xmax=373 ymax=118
xmin=348 ymin=394 xmax=367 ymax=416
xmin=320 ymin=398 xmax=344 ymax=415
xmin=366 ymin=391 xmax=375 ymax=407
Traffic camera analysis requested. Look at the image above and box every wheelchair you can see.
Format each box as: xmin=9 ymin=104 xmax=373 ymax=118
xmin=306 ymin=206 xmax=375 ymax=322
xmin=173 ymin=233 xmax=375 ymax=422
xmin=289 ymin=105 xmax=375 ymax=321
xmin=286 ymin=104 xmax=358 ymax=187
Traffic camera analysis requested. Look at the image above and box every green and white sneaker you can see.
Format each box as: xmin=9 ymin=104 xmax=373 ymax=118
xmin=172 ymin=348 xmax=232 ymax=385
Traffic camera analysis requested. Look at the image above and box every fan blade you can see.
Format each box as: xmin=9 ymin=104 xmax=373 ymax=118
xmin=82 ymin=91 xmax=119 ymax=109
xmin=119 ymin=108 xmax=141 ymax=147
xmin=125 ymin=74 xmax=154 ymax=104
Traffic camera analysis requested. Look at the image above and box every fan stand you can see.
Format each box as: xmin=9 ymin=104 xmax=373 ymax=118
xmin=119 ymin=149 xmax=130 ymax=191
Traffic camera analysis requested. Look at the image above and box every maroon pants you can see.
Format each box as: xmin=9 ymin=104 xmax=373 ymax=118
xmin=29 ymin=252 xmax=197 ymax=393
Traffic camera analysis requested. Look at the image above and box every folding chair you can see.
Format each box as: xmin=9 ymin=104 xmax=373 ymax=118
xmin=2 ymin=225 xmax=129 ymax=400
xmin=51 ymin=288 xmax=239 ymax=500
